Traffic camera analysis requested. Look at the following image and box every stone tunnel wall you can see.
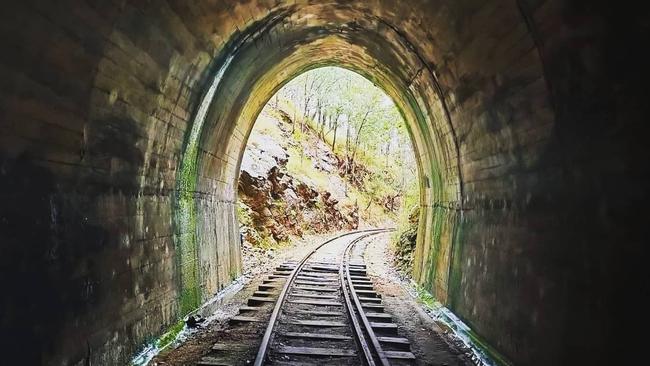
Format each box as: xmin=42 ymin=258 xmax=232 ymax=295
xmin=0 ymin=1 xmax=648 ymax=365
xmin=0 ymin=1 xmax=235 ymax=364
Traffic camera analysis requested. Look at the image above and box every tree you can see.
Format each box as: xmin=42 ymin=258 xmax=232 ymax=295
xmin=272 ymin=66 xmax=419 ymax=212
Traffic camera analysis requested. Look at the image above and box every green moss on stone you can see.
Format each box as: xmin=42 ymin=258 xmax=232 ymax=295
xmin=423 ymin=205 xmax=446 ymax=290
xmin=176 ymin=125 xmax=202 ymax=316
xmin=447 ymin=213 xmax=468 ymax=309
xmin=156 ymin=319 xmax=186 ymax=350
xmin=466 ymin=328 xmax=513 ymax=366
xmin=176 ymin=186 xmax=200 ymax=315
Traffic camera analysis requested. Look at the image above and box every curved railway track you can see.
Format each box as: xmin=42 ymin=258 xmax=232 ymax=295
xmin=198 ymin=229 xmax=416 ymax=366
xmin=254 ymin=228 xmax=415 ymax=365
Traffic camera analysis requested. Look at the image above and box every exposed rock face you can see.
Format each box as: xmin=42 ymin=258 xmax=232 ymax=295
xmin=238 ymin=112 xmax=358 ymax=246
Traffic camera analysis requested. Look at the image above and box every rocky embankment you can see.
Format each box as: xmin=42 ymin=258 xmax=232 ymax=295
xmin=238 ymin=110 xmax=359 ymax=247
xmin=393 ymin=206 xmax=419 ymax=274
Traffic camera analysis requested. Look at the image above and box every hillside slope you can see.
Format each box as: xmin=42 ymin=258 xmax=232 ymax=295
xmin=238 ymin=106 xmax=396 ymax=247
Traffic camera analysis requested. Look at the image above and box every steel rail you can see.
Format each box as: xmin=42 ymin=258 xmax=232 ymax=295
xmin=339 ymin=233 xmax=386 ymax=366
xmin=344 ymin=231 xmax=393 ymax=366
xmin=253 ymin=228 xmax=390 ymax=366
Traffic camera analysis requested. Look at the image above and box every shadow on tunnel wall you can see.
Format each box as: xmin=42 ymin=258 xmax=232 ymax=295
xmin=0 ymin=153 xmax=108 ymax=364
xmin=443 ymin=2 xmax=650 ymax=364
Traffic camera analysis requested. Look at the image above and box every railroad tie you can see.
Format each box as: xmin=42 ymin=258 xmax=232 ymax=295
xmin=287 ymin=299 xmax=342 ymax=306
xmin=293 ymin=285 xmax=338 ymax=292
xmin=280 ymin=331 xmax=352 ymax=340
xmin=281 ymin=319 xmax=347 ymax=327
xmin=290 ymin=292 xmax=338 ymax=299
xmin=273 ymin=346 xmax=357 ymax=357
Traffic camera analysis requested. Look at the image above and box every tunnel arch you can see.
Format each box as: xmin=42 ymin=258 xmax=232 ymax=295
xmin=181 ymin=7 xmax=468 ymax=308
xmin=5 ymin=1 xmax=647 ymax=366
xmin=177 ymin=2 xmax=552 ymax=364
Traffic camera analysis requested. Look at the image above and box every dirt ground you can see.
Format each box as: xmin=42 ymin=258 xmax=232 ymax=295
xmin=361 ymin=234 xmax=477 ymax=366
xmin=149 ymin=231 xmax=476 ymax=366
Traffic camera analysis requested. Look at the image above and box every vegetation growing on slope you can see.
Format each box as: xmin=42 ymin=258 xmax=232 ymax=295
xmin=277 ymin=67 xmax=418 ymax=215
xmin=237 ymin=108 xmax=359 ymax=247
xmin=393 ymin=205 xmax=420 ymax=275
xmin=238 ymin=67 xmax=420 ymax=251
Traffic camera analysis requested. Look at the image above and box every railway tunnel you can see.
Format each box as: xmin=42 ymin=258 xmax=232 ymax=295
xmin=0 ymin=1 xmax=648 ymax=365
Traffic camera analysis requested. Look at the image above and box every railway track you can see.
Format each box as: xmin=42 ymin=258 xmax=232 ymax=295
xmin=198 ymin=229 xmax=416 ymax=366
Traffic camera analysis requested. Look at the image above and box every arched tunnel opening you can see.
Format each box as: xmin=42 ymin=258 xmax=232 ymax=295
xmin=235 ymin=66 xmax=420 ymax=249
xmin=0 ymin=1 xmax=648 ymax=365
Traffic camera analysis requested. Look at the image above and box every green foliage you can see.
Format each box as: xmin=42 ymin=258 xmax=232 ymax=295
xmin=276 ymin=67 xmax=419 ymax=222
xmin=393 ymin=205 xmax=420 ymax=274
xmin=245 ymin=66 xmax=420 ymax=243
xmin=237 ymin=201 xmax=254 ymax=228
xmin=257 ymin=233 xmax=282 ymax=249
xmin=414 ymin=283 xmax=441 ymax=310
xmin=156 ymin=320 xmax=185 ymax=350
xmin=176 ymin=142 xmax=201 ymax=316
xmin=285 ymin=145 xmax=328 ymax=189
xmin=253 ymin=110 xmax=286 ymax=140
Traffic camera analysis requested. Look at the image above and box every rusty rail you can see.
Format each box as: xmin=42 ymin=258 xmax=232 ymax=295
xmin=253 ymin=228 xmax=391 ymax=366
xmin=342 ymin=233 xmax=392 ymax=366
